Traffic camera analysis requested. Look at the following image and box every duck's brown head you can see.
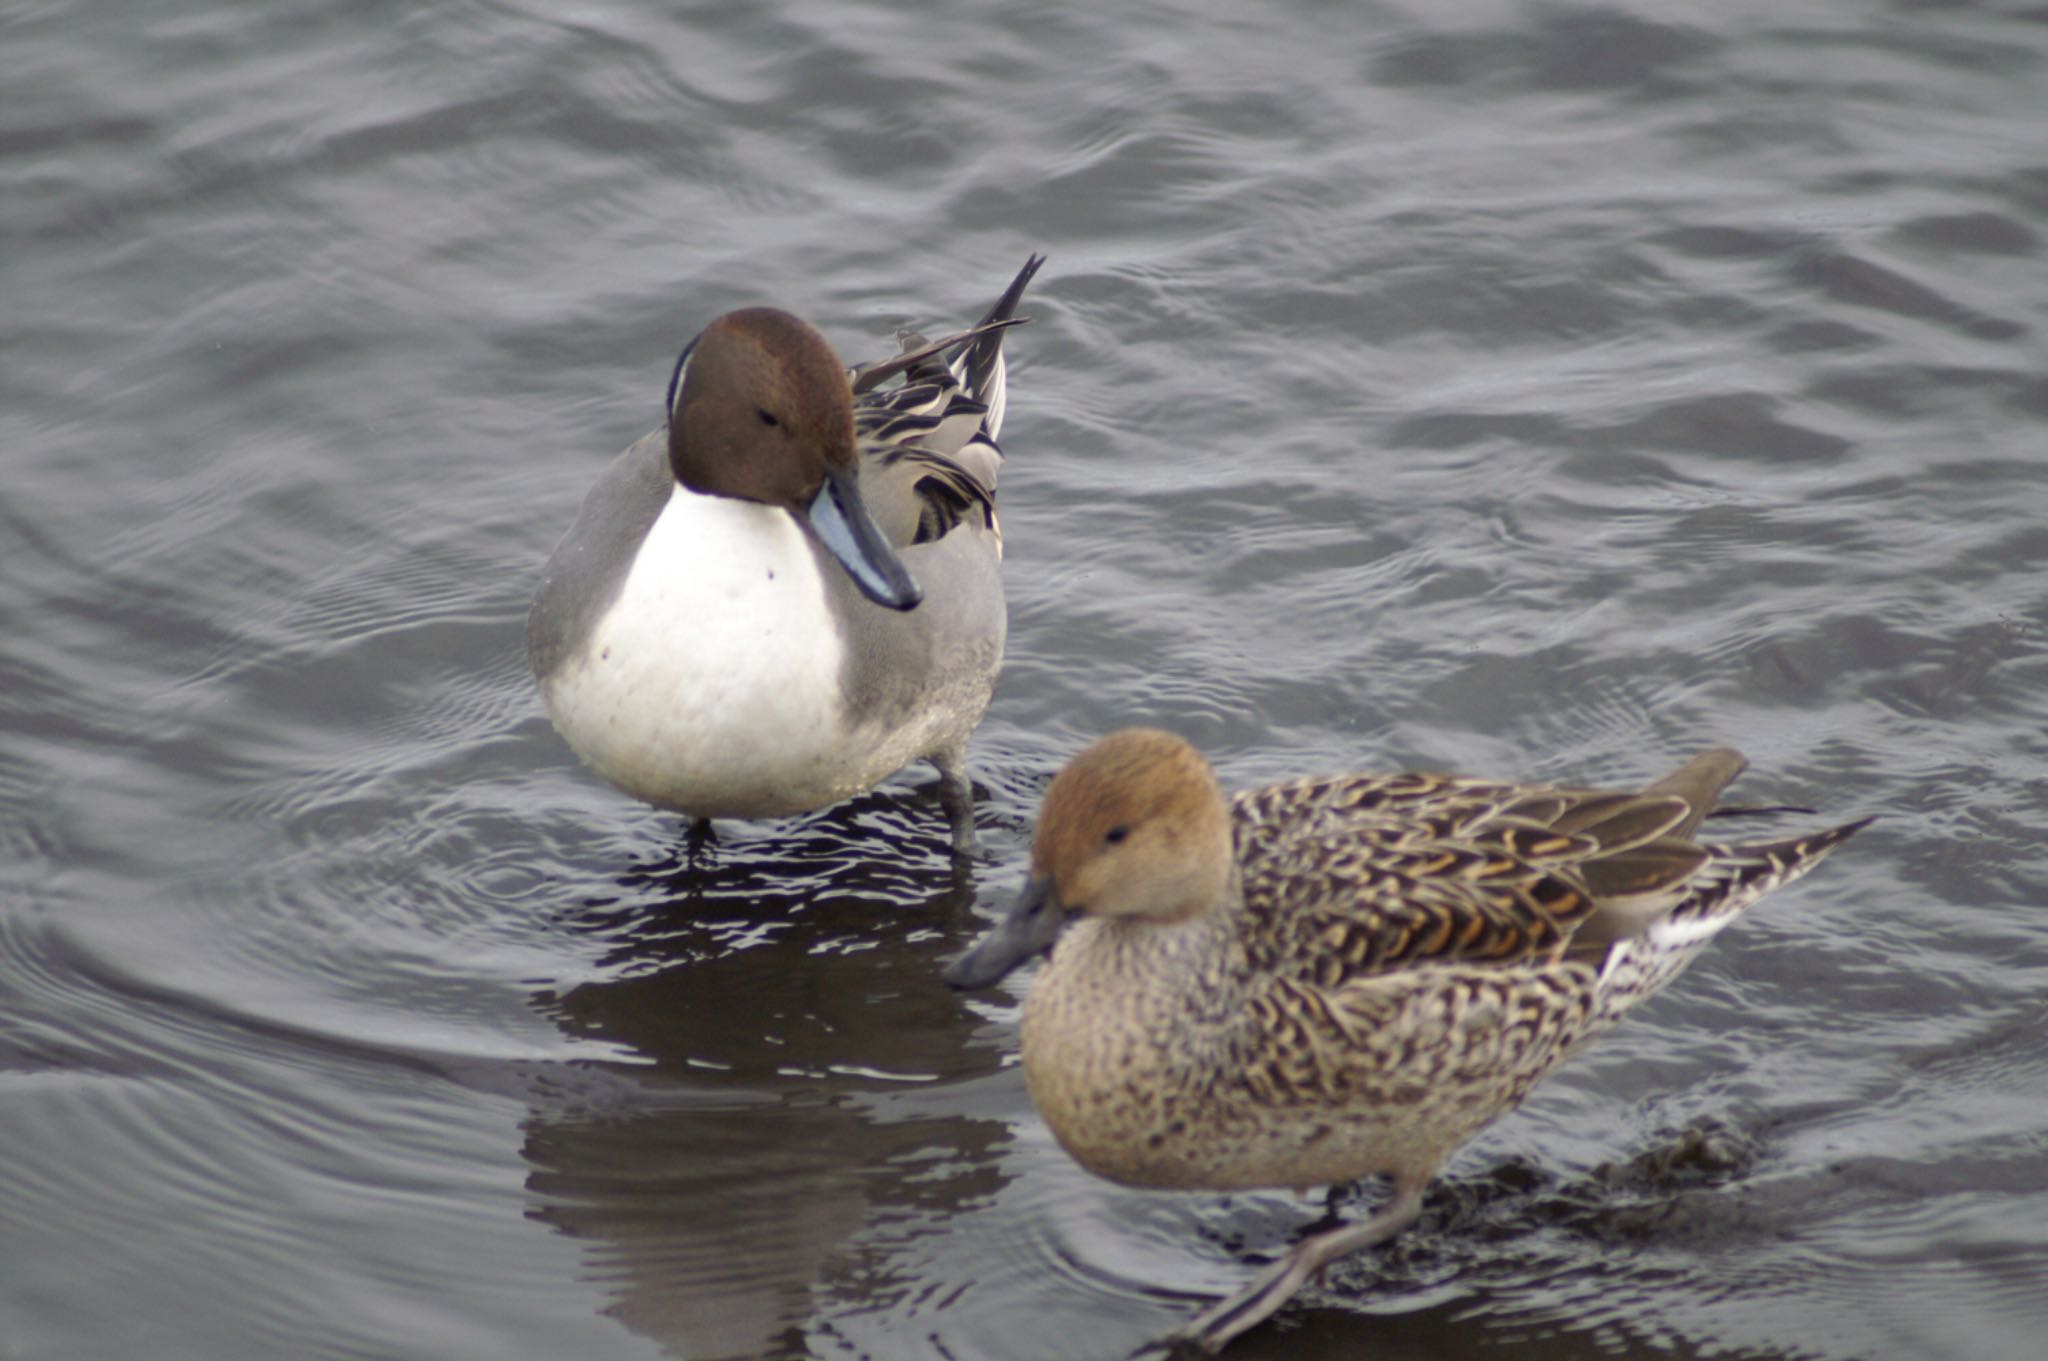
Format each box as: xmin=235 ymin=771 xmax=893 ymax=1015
xmin=666 ymin=308 xmax=920 ymax=610
xmin=944 ymin=729 xmax=1233 ymax=990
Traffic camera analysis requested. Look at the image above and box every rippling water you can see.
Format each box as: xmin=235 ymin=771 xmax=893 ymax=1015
xmin=6 ymin=2 xmax=2047 ymax=1359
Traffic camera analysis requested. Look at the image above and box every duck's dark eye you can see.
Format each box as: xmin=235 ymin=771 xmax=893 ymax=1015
xmin=756 ymin=408 xmax=780 ymax=428
xmin=1104 ymin=825 xmax=1130 ymax=845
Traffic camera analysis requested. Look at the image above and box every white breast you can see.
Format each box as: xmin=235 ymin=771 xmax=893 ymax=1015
xmin=539 ymin=484 xmax=874 ymax=818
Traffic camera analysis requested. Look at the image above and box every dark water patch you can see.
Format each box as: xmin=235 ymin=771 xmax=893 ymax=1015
xmin=1783 ymin=247 xmax=2026 ymax=341
xmin=1368 ymin=8 xmax=1719 ymax=99
xmin=1891 ymin=209 xmax=2041 ymax=256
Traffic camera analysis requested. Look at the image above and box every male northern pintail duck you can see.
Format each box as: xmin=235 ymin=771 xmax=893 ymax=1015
xmin=946 ymin=728 xmax=1868 ymax=1352
xmin=528 ymin=257 xmax=1044 ymax=850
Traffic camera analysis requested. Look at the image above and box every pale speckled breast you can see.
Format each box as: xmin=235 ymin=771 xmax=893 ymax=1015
xmin=1019 ymin=915 xmax=1619 ymax=1193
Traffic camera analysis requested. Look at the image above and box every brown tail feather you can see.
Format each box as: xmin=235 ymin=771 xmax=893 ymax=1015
xmin=1722 ymin=816 xmax=1875 ymax=892
xmin=1642 ymin=747 xmax=1748 ymax=838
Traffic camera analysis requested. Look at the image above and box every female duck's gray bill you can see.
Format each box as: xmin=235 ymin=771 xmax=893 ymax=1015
xmin=808 ymin=465 xmax=923 ymax=611
xmin=943 ymin=875 xmax=1067 ymax=990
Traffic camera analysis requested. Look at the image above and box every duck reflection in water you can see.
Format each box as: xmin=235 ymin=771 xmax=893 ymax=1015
xmin=518 ymin=788 xmax=1009 ymax=1358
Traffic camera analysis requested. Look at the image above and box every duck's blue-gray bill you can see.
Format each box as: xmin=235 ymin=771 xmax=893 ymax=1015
xmin=808 ymin=465 xmax=923 ymax=611
xmin=944 ymin=875 xmax=1065 ymax=989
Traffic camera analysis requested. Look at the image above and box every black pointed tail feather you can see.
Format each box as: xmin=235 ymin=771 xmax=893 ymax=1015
xmin=953 ymin=253 xmax=1046 ymax=397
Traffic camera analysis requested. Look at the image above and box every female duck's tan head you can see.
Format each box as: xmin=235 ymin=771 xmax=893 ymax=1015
xmin=944 ymin=728 xmax=1235 ymax=990
xmin=666 ymin=307 xmax=922 ymax=610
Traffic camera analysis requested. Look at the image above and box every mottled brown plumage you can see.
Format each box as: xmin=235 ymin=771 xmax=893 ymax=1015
xmin=945 ymin=728 xmax=1868 ymax=1353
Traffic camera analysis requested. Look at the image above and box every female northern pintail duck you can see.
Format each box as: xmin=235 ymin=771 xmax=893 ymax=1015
xmin=946 ymin=728 xmax=1867 ymax=1352
xmin=528 ymin=257 xmax=1044 ymax=850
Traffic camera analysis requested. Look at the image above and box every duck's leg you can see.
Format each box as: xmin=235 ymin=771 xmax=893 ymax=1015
xmin=1162 ymin=1178 xmax=1426 ymax=1355
xmin=684 ymin=816 xmax=717 ymax=864
xmin=932 ymin=750 xmax=977 ymax=857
